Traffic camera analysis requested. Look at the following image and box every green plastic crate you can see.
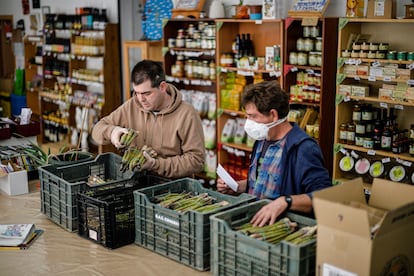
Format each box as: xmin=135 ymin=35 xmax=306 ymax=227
xmin=210 ymin=199 xmax=317 ymax=276
xmin=39 ymin=152 xmax=137 ymax=232
xmin=133 ymin=178 xmax=255 ymax=271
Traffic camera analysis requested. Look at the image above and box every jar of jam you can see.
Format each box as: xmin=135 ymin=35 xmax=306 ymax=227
xmin=347 ymin=122 xmax=356 ymax=145
xmin=303 ymin=38 xmax=314 ymax=52
xmin=297 ymin=52 xmax=308 ymax=65
xmin=315 ymin=37 xmax=322 ymax=51
xmin=352 ymin=104 xmax=362 ymax=122
xmin=289 ymin=52 xmax=298 ymax=65
xmin=339 ymin=123 xmax=348 ymax=143
xmin=296 ymin=38 xmax=305 ymax=51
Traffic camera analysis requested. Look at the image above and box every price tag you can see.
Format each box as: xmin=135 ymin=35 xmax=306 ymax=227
xmin=383 ymin=76 xmax=392 ymax=82
xmin=354 ymin=76 xmax=360 ymax=81
xmin=351 ymin=150 xmax=359 ymax=159
xmin=254 ymin=20 xmax=263 ymax=24
xmin=344 ymin=95 xmax=351 ymax=102
xmin=339 ymin=148 xmax=347 ymax=155
xmin=408 ymin=62 xmax=414 ymax=70
xmin=394 ymin=104 xmax=403 ymax=110
xmin=183 ymin=79 xmax=190 ymax=85
xmin=380 ymin=102 xmax=388 ymax=108
xmin=382 ymin=157 xmax=391 ymax=163
xmin=407 ymin=80 xmax=414 ymax=85
xmin=290 ymin=67 xmax=298 ymax=72
xmin=372 ymin=61 xmax=381 ymax=67
xmin=367 ymin=150 xmax=376 ymax=156
xmin=368 ymin=76 xmax=376 ymax=82
xmin=347 ymin=59 xmax=354 ymax=65
xmin=220 ymin=67 xmax=227 ymax=72
xmin=355 ymin=59 xmax=362 ymax=65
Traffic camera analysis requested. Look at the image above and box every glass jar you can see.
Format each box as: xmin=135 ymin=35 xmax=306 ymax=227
xmin=315 ymin=37 xmax=322 ymax=51
xmin=185 ymin=59 xmax=193 ymax=78
xmin=315 ymin=52 xmax=322 ymax=67
xmin=340 ymin=123 xmax=348 ymax=143
xmin=289 ymin=52 xmax=298 ymax=65
xmin=352 ymin=104 xmax=362 ymax=122
xmin=397 ymin=51 xmax=407 ymax=61
xmin=297 ymin=52 xmax=308 ymax=65
xmin=296 ymin=38 xmax=305 ymax=51
xmin=310 ymin=26 xmax=319 ymax=38
xmin=202 ymin=60 xmax=209 ymax=79
xmin=303 ymin=38 xmax=314 ymax=52
xmin=308 ymin=52 xmax=317 ymax=66
xmin=347 ymin=122 xmax=356 ymax=145
xmin=303 ymin=26 xmax=311 ymax=37
xmin=209 ymin=61 xmax=216 ymax=80
xmin=387 ymin=51 xmax=396 ymax=60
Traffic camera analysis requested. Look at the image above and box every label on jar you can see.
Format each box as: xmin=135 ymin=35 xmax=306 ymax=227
xmin=389 ymin=165 xmax=405 ymax=182
xmin=339 ymin=156 xmax=354 ymax=172
xmin=369 ymin=161 xmax=384 ymax=178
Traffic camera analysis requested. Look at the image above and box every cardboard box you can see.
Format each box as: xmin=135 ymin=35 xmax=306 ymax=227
xmin=313 ymin=178 xmax=414 ymax=276
xmin=0 ymin=170 xmax=28 ymax=196
xmin=367 ymin=0 xmax=396 ymax=19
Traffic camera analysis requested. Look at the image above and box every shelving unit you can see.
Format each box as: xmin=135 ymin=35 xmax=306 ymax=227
xmin=24 ymin=35 xmax=43 ymax=122
xmin=215 ymin=19 xmax=284 ymax=180
xmin=283 ymin=17 xmax=338 ymax=176
xmin=333 ymin=18 xmax=414 ymax=187
xmin=163 ymin=18 xmax=217 ymax=181
xmin=40 ymin=22 xmax=121 ymax=154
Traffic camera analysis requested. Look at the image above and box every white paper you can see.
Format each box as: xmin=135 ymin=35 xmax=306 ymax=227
xmin=216 ymin=164 xmax=239 ymax=192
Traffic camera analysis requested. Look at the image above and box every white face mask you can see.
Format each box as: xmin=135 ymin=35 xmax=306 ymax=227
xmin=244 ymin=116 xmax=287 ymax=140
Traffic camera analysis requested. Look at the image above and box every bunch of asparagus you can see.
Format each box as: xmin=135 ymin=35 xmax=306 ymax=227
xmin=155 ymin=192 xmax=229 ymax=213
xmin=283 ymin=225 xmax=317 ymax=245
xmin=120 ymin=145 xmax=157 ymax=172
xmin=119 ymin=128 xmax=139 ymax=148
xmin=236 ymin=217 xmax=297 ymax=244
xmin=87 ymin=175 xmax=107 ymax=187
xmin=236 ymin=218 xmax=317 ymax=245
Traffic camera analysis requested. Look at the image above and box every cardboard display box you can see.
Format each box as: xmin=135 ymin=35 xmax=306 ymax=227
xmin=0 ymin=169 xmax=28 ymax=196
xmin=313 ymin=178 xmax=414 ymax=276
xmin=367 ymin=0 xmax=396 ymax=19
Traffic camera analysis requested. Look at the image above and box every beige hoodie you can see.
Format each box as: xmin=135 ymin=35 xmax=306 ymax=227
xmin=91 ymin=84 xmax=205 ymax=178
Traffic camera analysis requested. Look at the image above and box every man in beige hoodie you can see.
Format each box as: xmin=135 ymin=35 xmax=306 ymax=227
xmin=92 ymin=60 xmax=205 ymax=178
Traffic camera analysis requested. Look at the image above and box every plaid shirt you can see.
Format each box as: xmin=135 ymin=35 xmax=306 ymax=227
xmin=247 ymin=137 xmax=286 ymax=199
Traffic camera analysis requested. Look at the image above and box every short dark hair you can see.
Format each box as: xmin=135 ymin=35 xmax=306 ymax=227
xmin=131 ymin=60 xmax=165 ymax=88
xmin=241 ymin=81 xmax=289 ymax=118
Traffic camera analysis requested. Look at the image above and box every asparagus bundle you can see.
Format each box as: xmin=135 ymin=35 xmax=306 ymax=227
xmin=236 ymin=217 xmax=297 ymax=244
xmin=283 ymin=225 xmax=317 ymax=245
xmin=120 ymin=145 xmax=158 ymax=172
xmin=119 ymin=128 xmax=139 ymax=148
xmin=87 ymin=174 xmax=107 ymax=187
xmin=155 ymin=192 xmax=229 ymax=213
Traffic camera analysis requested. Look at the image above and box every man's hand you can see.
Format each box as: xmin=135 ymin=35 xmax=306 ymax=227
xmin=140 ymin=151 xmax=156 ymax=171
xmin=110 ymin=127 xmax=128 ymax=148
xmin=250 ymin=198 xmax=288 ymax=227
xmin=216 ymin=178 xmax=233 ymax=194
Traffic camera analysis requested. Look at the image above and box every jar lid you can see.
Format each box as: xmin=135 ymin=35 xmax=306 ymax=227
xmin=339 ymin=156 xmax=354 ymax=172
xmin=369 ymin=161 xmax=384 ymax=178
xmin=389 ymin=165 xmax=405 ymax=182
xmin=355 ymin=158 xmax=370 ymax=175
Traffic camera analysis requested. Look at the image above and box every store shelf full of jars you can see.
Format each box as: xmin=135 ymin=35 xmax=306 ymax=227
xmin=333 ymin=18 xmax=414 ymax=187
xmin=215 ymin=19 xmax=284 ymax=181
xmin=163 ymin=18 xmax=218 ymax=181
xmin=40 ymin=11 xmax=121 ymax=154
xmin=283 ymin=17 xmax=338 ymax=176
